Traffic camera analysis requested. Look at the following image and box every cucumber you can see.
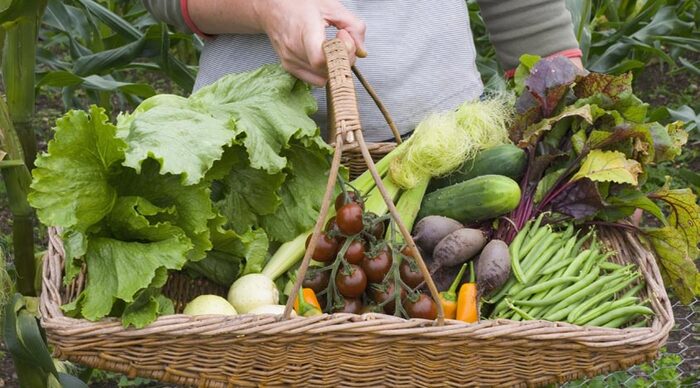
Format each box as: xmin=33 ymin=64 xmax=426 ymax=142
xmin=418 ymin=175 xmax=521 ymax=223
xmin=429 ymin=144 xmax=527 ymax=192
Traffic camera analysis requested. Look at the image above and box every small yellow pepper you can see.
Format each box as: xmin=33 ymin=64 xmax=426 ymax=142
xmin=456 ymin=261 xmax=478 ymax=323
xmin=293 ymin=288 xmax=322 ymax=317
xmin=438 ymin=263 xmax=468 ymax=319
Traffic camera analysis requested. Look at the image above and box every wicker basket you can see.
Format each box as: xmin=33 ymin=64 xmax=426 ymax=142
xmin=39 ymin=40 xmax=674 ymax=387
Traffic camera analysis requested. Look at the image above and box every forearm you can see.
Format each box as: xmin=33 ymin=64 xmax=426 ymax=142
xmin=476 ymin=0 xmax=579 ymax=70
xmin=188 ymin=0 xmax=266 ymax=34
xmin=142 ymin=0 xmax=267 ymax=35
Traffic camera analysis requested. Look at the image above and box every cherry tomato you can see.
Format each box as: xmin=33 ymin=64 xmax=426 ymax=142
xmin=333 ymin=297 xmax=363 ymax=314
xmin=362 ymin=247 xmax=393 ymax=283
xmin=302 ymin=269 xmax=330 ymax=294
xmin=401 ymin=245 xmax=417 ymax=259
xmin=325 ymin=216 xmax=340 ymax=233
xmin=370 ymin=281 xmax=407 ymax=315
xmin=336 ymin=202 xmax=364 ymax=235
xmin=365 ymin=212 xmax=386 ymax=239
xmin=335 ymin=264 xmax=367 ymax=298
xmin=405 ymin=293 xmax=437 ymax=320
xmin=335 ymin=191 xmax=364 ymax=211
xmin=400 ymin=258 xmax=425 ymax=289
xmin=343 ymin=239 xmax=366 ymax=265
xmin=305 ymin=233 xmax=339 ymax=263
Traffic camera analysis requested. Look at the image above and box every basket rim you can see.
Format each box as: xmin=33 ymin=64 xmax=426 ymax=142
xmin=40 ymin=226 xmax=674 ymax=349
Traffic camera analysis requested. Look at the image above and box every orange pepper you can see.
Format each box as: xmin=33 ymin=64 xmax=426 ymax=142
xmin=293 ymin=288 xmax=322 ymax=317
xmin=438 ymin=263 xmax=468 ymax=319
xmin=456 ymin=261 xmax=478 ymax=323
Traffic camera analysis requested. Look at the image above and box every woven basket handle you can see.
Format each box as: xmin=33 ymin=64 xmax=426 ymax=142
xmin=326 ymin=54 xmax=402 ymax=144
xmin=283 ymin=39 xmax=445 ymax=325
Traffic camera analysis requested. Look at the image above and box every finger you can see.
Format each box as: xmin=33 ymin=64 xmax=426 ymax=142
xmin=336 ymin=29 xmax=357 ymax=65
xmin=292 ymin=66 xmax=328 ymax=87
xmin=302 ymin=20 xmax=329 ymax=76
xmin=280 ymin=55 xmax=327 ymax=85
xmin=325 ymin=6 xmax=367 ymax=57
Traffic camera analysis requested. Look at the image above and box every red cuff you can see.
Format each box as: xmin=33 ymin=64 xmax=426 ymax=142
xmin=504 ymin=49 xmax=583 ymax=79
xmin=181 ymin=0 xmax=213 ymax=40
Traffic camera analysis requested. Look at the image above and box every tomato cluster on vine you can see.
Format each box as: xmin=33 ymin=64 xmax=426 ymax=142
xmin=301 ymin=189 xmax=438 ymax=319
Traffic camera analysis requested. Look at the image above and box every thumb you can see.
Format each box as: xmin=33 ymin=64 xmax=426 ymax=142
xmin=326 ymin=6 xmax=367 ymax=58
xmin=336 ymin=29 xmax=357 ymax=65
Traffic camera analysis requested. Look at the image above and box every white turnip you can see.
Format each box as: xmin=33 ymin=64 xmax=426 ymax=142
xmin=227 ymin=274 xmax=279 ymax=314
xmin=183 ymin=295 xmax=238 ymax=316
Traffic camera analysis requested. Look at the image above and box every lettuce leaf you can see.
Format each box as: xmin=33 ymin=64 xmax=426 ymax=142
xmin=31 ymin=64 xmax=334 ymax=325
xmin=185 ymin=215 xmax=270 ymax=286
xmin=259 ymin=141 xmax=331 ymax=242
xmin=112 ymin=160 xmax=215 ymax=261
xmin=30 ymin=106 xmax=209 ymax=325
xmin=29 ymin=106 xmax=124 ymax=232
xmin=117 ymin=65 xmax=323 ymax=185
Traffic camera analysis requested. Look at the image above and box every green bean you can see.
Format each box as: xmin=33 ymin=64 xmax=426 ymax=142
xmin=574 ymin=294 xmax=638 ymax=325
xmin=512 ymin=276 xmax=580 ymax=300
xmin=506 ymin=299 xmax=535 ymax=320
xmin=509 ymin=221 xmax=531 ymax=263
xmin=511 ymin=245 xmax=529 ymax=285
xmin=628 ymin=319 xmax=649 ymax=328
xmin=584 ymin=305 xmax=654 ymax=328
xmin=621 ymin=282 xmax=645 ymax=299
xmin=538 ymin=235 xmax=578 ymax=276
xmin=567 ymin=272 xmax=639 ymax=322
xmin=599 ymin=261 xmax=626 ymax=271
xmin=560 ymin=223 xmax=575 ymax=240
xmin=571 ymin=296 xmax=639 ymax=325
xmin=567 ymin=248 xmax=595 ymax=274
xmin=527 ymin=212 xmax=546 ymax=239
xmin=514 ymin=268 xmax=601 ymax=307
xmin=540 ymin=256 xmax=573 ymax=275
xmin=572 ymin=229 xmax=594 ymax=253
xmin=521 ymin=240 xmax=564 ymax=284
xmin=520 ymin=225 xmax=552 ymax=263
xmin=525 ymin=265 xmax=570 ymax=317
xmin=601 ymin=314 xmax=636 ymax=328
xmin=524 ymin=249 xmax=595 ymax=317
xmin=522 ymin=231 xmax=558 ymax=268
xmin=580 ymin=246 xmax=601 ymax=275
xmin=543 ymin=270 xmax=632 ymax=320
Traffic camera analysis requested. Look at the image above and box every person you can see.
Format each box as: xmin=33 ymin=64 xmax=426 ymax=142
xmin=143 ymin=0 xmax=583 ymax=142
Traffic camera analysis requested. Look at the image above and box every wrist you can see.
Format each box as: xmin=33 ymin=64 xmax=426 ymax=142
xmin=187 ymin=0 xmax=268 ymax=35
xmin=254 ymin=0 xmax=284 ymax=36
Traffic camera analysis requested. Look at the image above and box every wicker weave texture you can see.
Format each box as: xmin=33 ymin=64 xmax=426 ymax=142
xmin=40 ymin=225 xmax=673 ymax=387
xmin=38 ymin=38 xmax=673 ymax=387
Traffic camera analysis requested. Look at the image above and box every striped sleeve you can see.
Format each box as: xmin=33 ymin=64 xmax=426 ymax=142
xmin=142 ymin=0 xmax=190 ymax=33
xmin=476 ymin=0 xmax=580 ymax=70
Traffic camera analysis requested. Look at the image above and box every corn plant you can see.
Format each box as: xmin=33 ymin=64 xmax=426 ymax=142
xmin=38 ymin=0 xmax=200 ymax=112
xmin=566 ymin=0 xmax=700 ymax=73
xmin=3 ymin=293 xmax=89 ymax=387
xmin=0 ymin=0 xmax=46 ymax=296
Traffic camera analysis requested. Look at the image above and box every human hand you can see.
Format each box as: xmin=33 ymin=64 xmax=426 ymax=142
xmin=256 ymin=0 xmax=367 ymax=86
